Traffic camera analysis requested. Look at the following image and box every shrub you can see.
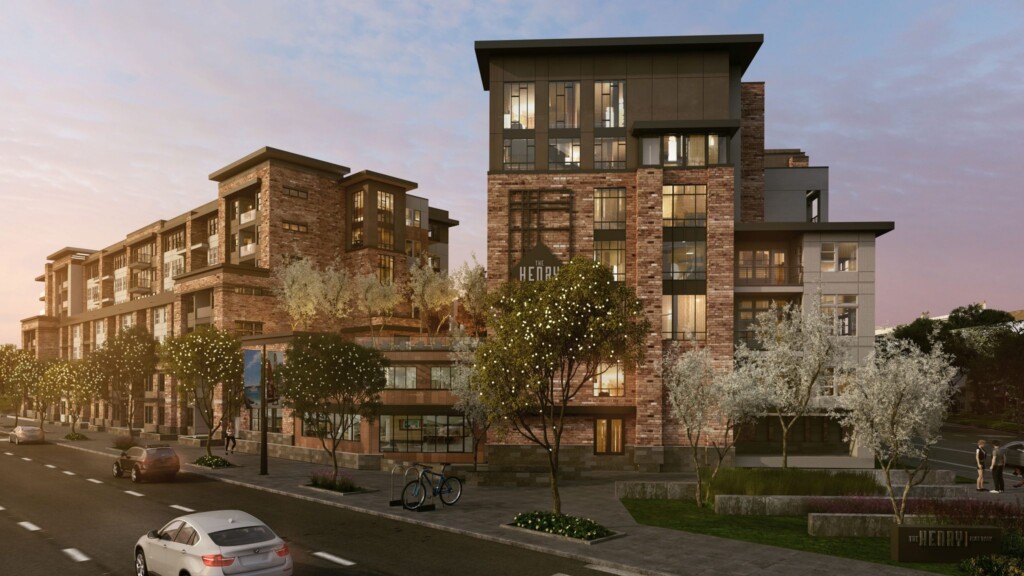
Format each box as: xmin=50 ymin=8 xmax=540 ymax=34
xmin=309 ymin=469 xmax=360 ymax=493
xmin=63 ymin=432 xmax=88 ymax=441
xmin=112 ymin=436 xmax=138 ymax=451
xmin=703 ymin=468 xmax=883 ymax=499
xmin=512 ymin=511 xmax=613 ymax=541
xmin=195 ymin=455 xmax=230 ymax=468
xmin=959 ymin=555 xmax=1024 ymax=576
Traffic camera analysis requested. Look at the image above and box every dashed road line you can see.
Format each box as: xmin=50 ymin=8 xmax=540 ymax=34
xmin=587 ymin=566 xmax=644 ymax=576
xmin=18 ymin=521 xmax=41 ymax=532
xmin=62 ymin=471 xmax=76 ymax=476
xmin=3 ymin=452 xmax=12 ymax=455
xmin=0 ymin=506 xmax=5 ymax=511
xmin=170 ymin=505 xmax=195 ymax=513
xmin=21 ymin=457 xmax=31 ymax=461
xmin=63 ymin=548 xmax=90 ymax=562
xmin=87 ymin=479 xmax=103 ymax=484
xmin=125 ymin=490 xmax=144 ymax=497
xmin=312 ymin=551 xmax=355 ymax=566
xmin=45 ymin=464 xmax=57 ymax=469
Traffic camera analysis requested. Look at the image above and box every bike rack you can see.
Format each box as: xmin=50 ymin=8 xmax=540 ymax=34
xmin=388 ymin=464 xmax=408 ymax=506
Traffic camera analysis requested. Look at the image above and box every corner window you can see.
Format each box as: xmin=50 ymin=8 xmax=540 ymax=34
xmin=549 ymin=81 xmax=580 ymax=129
xmin=503 ymin=138 xmax=535 ymax=170
xmin=594 ymin=81 xmax=625 ymax=128
xmin=503 ymin=82 xmax=535 ymax=129
xmin=594 ymin=137 xmax=626 ymax=169
xmin=548 ymin=138 xmax=580 ymax=170
xmin=821 ymin=242 xmax=857 ymax=272
xmin=595 ymin=418 xmax=624 ymax=454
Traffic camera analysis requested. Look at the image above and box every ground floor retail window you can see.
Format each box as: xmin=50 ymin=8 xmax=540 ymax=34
xmin=249 ymin=407 xmax=283 ymax=434
xmin=380 ymin=414 xmax=470 ymax=453
xmin=301 ymin=413 xmax=360 ymax=441
xmin=595 ymin=418 xmax=624 ymax=454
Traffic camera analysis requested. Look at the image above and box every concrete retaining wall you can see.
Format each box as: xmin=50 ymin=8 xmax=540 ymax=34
xmin=808 ymin=513 xmax=924 ymax=537
xmin=615 ymin=481 xmax=697 ymax=500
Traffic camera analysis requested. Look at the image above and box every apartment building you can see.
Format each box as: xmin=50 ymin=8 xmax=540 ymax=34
xmin=476 ymin=35 xmax=893 ymax=472
xmin=22 ymin=147 xmax=460 ymax=459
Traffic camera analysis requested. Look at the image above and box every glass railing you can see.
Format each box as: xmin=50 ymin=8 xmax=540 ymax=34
xmin=239 ymin=243 xmax=257 ymax=258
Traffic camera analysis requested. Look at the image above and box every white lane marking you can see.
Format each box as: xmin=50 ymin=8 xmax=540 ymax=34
xmin=87 ymin=479 xmax=103 ymax=484
xmin=312 ymin=551 xmax=355 ymax=566
xmin=4 ymin=452 xmax=12 ymax=455
xmin=21 ymin=457 xmax=31 ymax=461
xmin=63 ymin=548 xmax=90 ymax=562
xmin=45 ymin=464 xmax=57 ymax=469
xmin=19 ymin=521 xmax=41 ymax=531
xmin=170 ymin=505 xmax=195 ymax=513
xmin=0 ymin=506 xmax=5 ymax=511
xmin=63 ymin=471 xmax=76 ymax=476
xmin=587 ymin=566 xmax=644 ymax=576
xmin=125 ymin=490 xmax=144 ymax=497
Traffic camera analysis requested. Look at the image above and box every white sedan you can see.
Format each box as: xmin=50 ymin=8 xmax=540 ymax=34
xmin=9 ymin=425 xmax=45 ymax=444
xmin=135 ymin=510 xmax=292 ymax=576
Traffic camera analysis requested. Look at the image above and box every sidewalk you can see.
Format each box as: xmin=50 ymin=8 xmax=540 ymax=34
xmin=4 ymin=416 xmax=938 ymax=576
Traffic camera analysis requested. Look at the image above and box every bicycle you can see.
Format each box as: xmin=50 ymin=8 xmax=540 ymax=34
xmin=402 ymin=463 xmax=462 ymax=510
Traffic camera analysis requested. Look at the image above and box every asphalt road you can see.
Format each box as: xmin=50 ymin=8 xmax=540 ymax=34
xmin=0 ymin=441 xmax=619 ymax=576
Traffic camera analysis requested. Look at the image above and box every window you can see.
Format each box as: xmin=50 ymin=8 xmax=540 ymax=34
xmin=351 ymin=227 xmax=364 ymax=249
xmin=250 ymin=407 xmax=282 ymax=433
xmin=549 ymin=81 xmax=580 ymax=128
xmin=663 ymin=241 xmax=707 ymax=280
xmin=283 ymin=186 xmax=308 ymax=199
xmin=821 ymin=242 xmax=857 ymax=272
xmin=377 ymin=255 xmax=394 ymax=284
xmin=234 ymin=321 xmax=263 ymax=336
xmin=352 ymin=191 xmax=365 ymax=223
xmin=380 ymin=414 xmax=470 ymax=453
xmin=594 ymin=188 xmax=625 ymax=229
xmin=430 ymin=366 xmax=452 ymax=389
xmin=641 ymin=137 xmax=660 ymax=165
xmin=663 ymin=134 xmax=728 ymax=166
xmin=112 ymin=253 xmax=127 ymax=269
xmin=736 ymin=298 xmax=774 ymax=345
xmin=164 ymin=258 xmax=185 ymax=280
xmin=807 ymin=191 xmax=820 ymax=223
xmin=822 ymin=295 xmax=858 ymax=336
xmin=593 ymin=363 xmax=624 ymax=397
xmin=662 ymin=185 xmax=707 ymax=227
xmin=302 ymin=413 xmax=361 ymax=441
xmin=164 ymin=229 xmax=186 ymax=252
xmin=595 ymin=418 xmax=624 ymax=454
xmin=594 ymin=240 xmax=625 ymax=282
xmin=207 ymin=217 xmax=218 ymax=237
xmin=594 ymin=81 xmax=625 ymax=128
xmin=405 ymin=208 xmax=422 ymax=227
xmin=503 ymin=82 xmax=535 ymax=129
xmin=384 ymin=366 xmax=417 ymax=389
xmin=595 ymin=137 xmax=626 ymax=169
xmin=662 ymin=294 xmax=707 ymax=340
xmin=503 ymin=138 xmax=535 ymax=170
xmin=548 ymin=138 xmax=580 ymax=169
xmin=378 ymin=228 xmax=395 ymax=251
xmin=282 ymin=221 xmax=308 ymax=233
xmin=377 ymin=191 xmax=394 ymax=225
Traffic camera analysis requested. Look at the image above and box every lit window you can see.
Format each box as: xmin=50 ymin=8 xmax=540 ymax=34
xmin=548 ymin=81 xmax=580 ymax=128
xmin=548 ymin=138 xmax=580 ymax=169
xmin=662 ymin=185 xmax=707 ymax=227
xmin=595 ymin=418 xmax=624 ymax=454
xmin=821 ymin=242 xmax=857 ymax=272
xmin=593 ymin=363 xmax=624 ymax=397
xmin=663 ymin=241 xmax=706 ymax=280
xmin=377 ymin=255 xmax=395 ymax=285
xmin=661 ymin=294 xmax=707 ymax=340
xmin=822 ymin=295 xmax=858 ymax=336
xmin=503 ymin=82 xmax=535 ymax=129
xmin=594 ymin=81 xmax=625 ymax=128
xmin=594 ymin=137 xmax=626 ymax=169
xmin=594 ymin=241 xmax=625 ymax=282
xmin=594 ymin=188 xmax=626 ymax=229
xmin=503 ymin=138 xmax=535 ymax=170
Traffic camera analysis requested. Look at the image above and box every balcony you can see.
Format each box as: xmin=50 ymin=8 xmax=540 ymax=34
xmin=129 ymin=254 xmax=153 ymax=270
xmin=207 ymin=252 xmax=220 ymax=266
xmin=128 ymin=278 xmax=152 ymax=295
xmin=38 ymin=291 xmax=45 ymax=302
xmin=735 ymin=265 xmax=803 ymax=287
xmin=239 ymin=209 xmax=258 ymax=228
xmin=239 ymin=243 xmax=258 ymax=259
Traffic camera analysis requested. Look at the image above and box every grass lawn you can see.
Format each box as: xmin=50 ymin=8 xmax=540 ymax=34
xmin=622 ymin=499 xmax=961 ymax=576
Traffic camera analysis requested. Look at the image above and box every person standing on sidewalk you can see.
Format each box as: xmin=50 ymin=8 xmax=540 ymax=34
xmin=990 ymin=439 xmax=1005 ymax=493
xmin=976 ymin=439 xmax=988 ymax=491
xmin=224 ymin=421 xmax=237 ymax=455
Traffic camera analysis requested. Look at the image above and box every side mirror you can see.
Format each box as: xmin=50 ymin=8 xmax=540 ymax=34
xmin=147 ymin=530 xmax=159 ymax=540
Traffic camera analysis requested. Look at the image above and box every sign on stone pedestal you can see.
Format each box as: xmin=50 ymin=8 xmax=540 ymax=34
xmin=891 ymin=525 xmax=1000 ymax=563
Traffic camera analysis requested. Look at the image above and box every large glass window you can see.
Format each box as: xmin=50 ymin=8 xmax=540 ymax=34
xmin=661 ymin=294 xmax=707 ymax=340
xmin=595 ymin=137 xmax=626 ymax=169
xmin=430 ymin=367 xmax=453 ymax=389
xmin=662 ymin=185 xmax=707 ymax=227
xmin=384 ymin=366 xmax=417 ymax=389
xmin=549 ymin=81 xmax=579 ymax=128
xmin=594 ymin=188 xmax=626 ymax=229
xmin=503 ymin=82 xmax=535 ymax=129
xmin=663 ymin=241 xmax=707 ymax=280
xmin=663 ymin=134 xmax=728 ymax=167
xmin=736 ymin=298 xmax=774 ymax=345
xmin=821 ymin=242 xmax=858 ymax=272
xmin=594 ymin=81 xmax=625 ymax=128
xmin=594 ymin=240 xmax=626 ymax=282
xmin=593 ymin=363 xmax=624 ymax=397
xmin=548 ymin=138 xmax=580 ymax=170
xmin=301 ymin=413 xmax=361 ymax=441
xmin=378 ymin=228 xmax=395 ymax=251
xmin=377 ymin=255 xmax=394 ymax=285
xmin=352 ymin=191 xmax=365 ymax=223
xmin=822 ymin=295 xmax=858 ymax=336
xmin=377 ymin=191 xmax=394 ymax=225
xmin=595 ymin=418 xmax=624 ymax=454
xmin=641 ymin=137 xmax=660 ymax=166
xmin=380 ymin=414 xmax=470 ymax=453
xmin=503 ymin=138 xmax=535 ymax=170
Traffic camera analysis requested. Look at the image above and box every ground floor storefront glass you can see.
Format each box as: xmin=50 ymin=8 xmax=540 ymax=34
xmin=379 ymin=414 xmax=471 ymax=453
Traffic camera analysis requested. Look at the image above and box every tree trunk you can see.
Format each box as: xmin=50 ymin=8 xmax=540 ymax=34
xmin=548 ymin=455 xmax=561 ymax=515
xmin=780 ymin=419 xmax=790 ymax=469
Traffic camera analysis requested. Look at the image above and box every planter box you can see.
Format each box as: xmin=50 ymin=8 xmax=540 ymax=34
xmin=500 ymin=523 xmax=625 ymax=545
xmin=716 ymin=495 xmax=812 ymax=516
xmin=615 ymin=481 xmax=696 ymax=500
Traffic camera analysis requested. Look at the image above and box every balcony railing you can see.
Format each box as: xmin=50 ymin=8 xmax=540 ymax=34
xmin=129 ymin=253 xmax=153 ymax=270
xmin=128 ymin=278 xmax=152 ymax=295
xmin=735 ymin=265 xmax=803 ymax=287
xmin=239 ymin=243 xmax=257 ymax=258
xmin=239 ymin=209 xmax=258 ymax=226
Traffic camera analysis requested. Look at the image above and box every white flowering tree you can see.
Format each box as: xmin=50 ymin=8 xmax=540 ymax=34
xmin=449 ymin=332 xmax=489 ymax=470
xmin=408 ymin=263 xmax=458 ymax=334
xmin=99 ymin=326 xmax=159 ymax=436
xmin=275 ymin=257 xmax=323 ymax=330
xmin=37 ymin=360 xmax=67 ymax=426
xmin=278 ymin=334 xmax=386 ymax=481
xmin=474 ymin=258 xmax=649 ymax=514
xmin=354 ymin=273 xmax=404 ymax=340
xmin=7 ymin=350 xmax=42 ymax=425
xmin=65 ymin=357 xmax=105 ymax=434
xmin=834 ymin=335 xmax=956 ymax=524
xmin=664 ymin=342 xmax=765 ymax=505
xmin=161 ymin=326 xmax=243 ymax=457
xmin=316 ymin=263 xmax=356 ymax=331
xmin=0 ymin=344 xmax=18 ymax=414
xmin=454 ymin=256 xmax=489 ymax=336
xmin=731 ymin=299 xmax=846 ymax=468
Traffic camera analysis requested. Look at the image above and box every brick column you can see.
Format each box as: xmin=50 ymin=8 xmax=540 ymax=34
xmin=740 ymin=82 xmax=765 ymax=223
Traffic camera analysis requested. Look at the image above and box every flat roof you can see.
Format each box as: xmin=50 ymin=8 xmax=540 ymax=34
xmin=475 ymin=34 xmax=763 ymax=89
xmin=342 ymin=170 xmax=418 ymax=191
xmin=46 ymin=247 xmax=97 ymax=261
xmin=209 ymin=147 xmax=351 ymax=183
xmin=736 ymin=221 xmax=895 ymax=237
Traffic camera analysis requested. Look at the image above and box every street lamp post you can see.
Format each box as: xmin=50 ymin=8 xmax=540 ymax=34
xmin=260 ymin=344 xmax=268 ymax=475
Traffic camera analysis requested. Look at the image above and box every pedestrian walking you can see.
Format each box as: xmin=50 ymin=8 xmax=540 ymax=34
xmin=224 ymin=421 xmax=237 ymax=455
xmin=990 ymin=439 xmax=1005 ymax=493
xmin=976 ymin=439 xmax=988 ymax=491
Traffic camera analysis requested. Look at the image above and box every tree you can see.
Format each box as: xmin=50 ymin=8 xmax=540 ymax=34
xmin=453 ymin=256 xmax=488 ymax=336
xmin=731 ymin=298 xmax=846 ymax=469
xmin=316 ymin=263 xmax=356 ymax=331
xmin=353 ymin=273 xmax=404 ymax=339
xmin=473 ymin=258 xmax=649 ymax=514
xmin=8 ymin=351 xmax=43 ymax=426
xmin=0 ymin=345 xmax=19 ymax=414
xmin=408 ymin=263 xmax=457 ymax=334
xmin=664 ymin=341 xmax=764 ymax=506
xmin=101 ymin=326 xmax=159 ymax=436
xmin=946 ymin=303 xmax=1015 ymax=330
xmin=968 ymin=325 xmax=1024 ymax=431
xmin=36 ymin=360 xmax=66 ymax=426
xmin=275 ymin=257 xmax=322 ymax=330
xmin=65 ymin=358 xmax=105 ymax=434
xmin=278 ymin=334 xmax=386 ymax=481
xmin=834 ymin=335 xmax=956 ymax=524
xmin=449 ymin=331 xmax=489 ymax=471
xmin=161 ymin=327 xmax=244 ymax=457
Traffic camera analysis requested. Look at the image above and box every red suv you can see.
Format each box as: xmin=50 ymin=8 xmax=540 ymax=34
xmin=113 ymin=445 xmax=181 ymax=483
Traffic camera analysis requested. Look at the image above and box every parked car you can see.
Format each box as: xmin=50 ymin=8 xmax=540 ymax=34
xmin=9 ymin=425 xmax=45 ymax=445
xmin=113 ymin=445 xmax=180 ymax=483
xmin=134 ymin=510 xmax=292 ymax=576
xmin=1000 ymin=440 xmax=1024 ymax=469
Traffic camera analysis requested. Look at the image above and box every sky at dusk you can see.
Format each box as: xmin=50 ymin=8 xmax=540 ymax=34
xmin=1 ymin=1 xmax=1022 ymax=345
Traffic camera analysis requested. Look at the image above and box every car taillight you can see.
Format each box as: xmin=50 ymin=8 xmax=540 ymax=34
xmin=202 ymin=554 xmax=235 ymax=567
xmin=275 ymin=544 xmax=290 ymax=557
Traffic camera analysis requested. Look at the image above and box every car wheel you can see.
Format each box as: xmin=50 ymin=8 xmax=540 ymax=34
xmin=131 ymin=467 xmax=143 ymax=483
xmin=112 ymin=462 xmax=123 ymax=478
xmin=135 ymin=549 xmax=148 ymax=576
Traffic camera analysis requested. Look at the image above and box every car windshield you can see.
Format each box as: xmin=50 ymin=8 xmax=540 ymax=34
xmin=208 ymin=525 xmax=276 ymax=547
xmin=148 ymin=448 xmax=177 ymax=459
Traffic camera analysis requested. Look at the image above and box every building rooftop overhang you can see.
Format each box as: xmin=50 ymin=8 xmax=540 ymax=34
xmin=342 ymin=170 xmax=418 ymax=192
xmin=46 ymin=247 xmax=97 ymax=261
xmin=475 ymin=34 xmax=764 ymax=89
xmin=209 ymin=147 xmax=351 ymax=183
xmin=632 ymin=119 xmax=741 ymax=137
xmin=736 ymin=221 xmax=895 ymax=237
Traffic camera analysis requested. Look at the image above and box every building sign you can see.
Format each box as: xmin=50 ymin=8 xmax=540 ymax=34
xmin=514 ymin=244 xmax=562 ymax=282
xmin=891 ymin=525 xmax=1000 ymax=563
